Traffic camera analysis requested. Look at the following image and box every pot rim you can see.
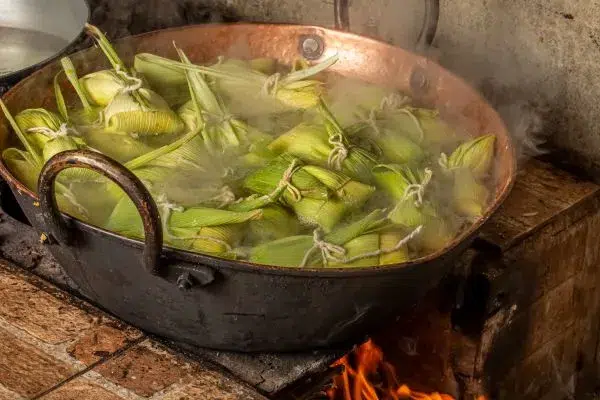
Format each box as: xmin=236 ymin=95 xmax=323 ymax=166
xmin=0 ymin=22 xmax=517 ymax=277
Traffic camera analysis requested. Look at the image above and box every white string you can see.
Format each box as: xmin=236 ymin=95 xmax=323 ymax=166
xmin=27 ymin=123 xmax=79 ymax=139
xmin=267 ymin=159 xmax=302 ymax=202
xmin=401 ymin=168 xmax=433 ymax=207
xmin=299 ymin=225 xmax=423 ymax=267
xmin=342 ymin=225 xmax=423 ymax=264
xmin=299 ymin=229 xmax=347 ymax=268
xmin=327 ymin=134 xmax=349 ymax=171
xmin=379 ymin=93 xmax=411 ymax=110
xmin=209 ymin=186 xmax=236 ymax=208
xmin=115 ymin=65 xmax=143 ymax=93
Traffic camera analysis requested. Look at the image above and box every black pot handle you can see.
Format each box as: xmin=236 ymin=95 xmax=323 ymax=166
xmin=37 ymin=150 xmax=163 ymax=275
xmin=333 ymin=0 xmax=440 ymax=47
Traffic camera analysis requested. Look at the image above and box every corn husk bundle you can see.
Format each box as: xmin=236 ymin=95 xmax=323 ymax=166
xmin=133 ymin=52 xmax=339 ymax=116
xmin=250 ymin=210 xmax=420 ymax=267
xmin=243 ymin=154 xmax=375 ymax=232
xmin=440 ymin=134 xmax=496 ymax=218
xmin=1 ymin=101 xmax=104 ymax=185
xmin=372 ymin=164 xmax=455 ymax=252
xmin=174 ymin=46 xmax=269 ymax=155
xmin=268 ymin=101 xmax=377 ymax=182
xmin=106 ymin=195 xmax=262 ymax=257
xmin=78 ymin=24 xmax=184 ymax=136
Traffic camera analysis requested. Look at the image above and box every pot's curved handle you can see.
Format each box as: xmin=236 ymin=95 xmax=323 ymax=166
xmin=333 ymin=0 xmax=440 ymax=47
xmin=37 ymin=150 xmax=163 ymax=275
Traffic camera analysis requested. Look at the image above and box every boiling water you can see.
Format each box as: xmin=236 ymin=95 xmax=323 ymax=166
xmin=0 ymin=26 xmax=69 ymax=77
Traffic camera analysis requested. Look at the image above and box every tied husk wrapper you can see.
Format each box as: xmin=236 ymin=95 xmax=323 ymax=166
xmin=167 ymin=206 xmax=263 ymax=256
xmin=243 ymin=155 xmax=374 ymax=231
xmin=446 ymin=134 xmax=496 ymax=178
xmin=103 ymin=88 xmax=184 ymax=136
xmin=105 ymin=196 xmax=262 ymax=258
xmin=249 ymin=210 xmax=413 ymax=267
xmin=268 ymin=123 xmax=377 ymax=182
xmin=14 ymin=109 xmax=63 ymax=152
xmin=372 ymin=164 xmax=428 ymax=202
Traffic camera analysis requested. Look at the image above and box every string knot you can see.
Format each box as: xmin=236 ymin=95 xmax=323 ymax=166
xmin=209 ymin=186 xmax=236 ymax=208
xmin=27 ymin=123 xmax=79 ymax=139
xmin=262 ymin=72 xmax=281 ymax=95
xmin=379 ymin=93 xmax=411 ymax=110
xmin=270 ymin=159 xmax=302 ymax=202
xmin=156 ymin=194 xmax=184 ymax=213
xmin=115 ymin=65 xmax=143 ymax=93
xmin=327 ymin=134 xmax=349 ymax=171
xmin=402 ymin=168 xmax=433 ymax=207
xmin=299 ymin=229 xmax=347 ymax=268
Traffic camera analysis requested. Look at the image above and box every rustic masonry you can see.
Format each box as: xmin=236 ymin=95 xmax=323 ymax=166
xmin=0 ymin=159 xmax=599 ymax=399
xmin=0 ymin=260 xmax=266 ymax=399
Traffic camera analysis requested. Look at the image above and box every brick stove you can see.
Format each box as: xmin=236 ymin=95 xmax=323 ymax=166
xmin=0 ymin=158 xmax=598 ymax=399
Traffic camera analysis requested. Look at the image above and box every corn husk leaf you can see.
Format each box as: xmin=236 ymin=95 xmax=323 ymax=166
xmin=134 ymin=54 xmax=189 ymax=107
xmin=2 ymin=148 xmax=40 ymax=191
xmin=246 ymin=205 xmax=301 ymax=244
xmin=80 ymin=127 xmax=155 ymax=163
xmin=80 ymin=70 xmax=124 ymax=107
xmin=328 ymin=230 xmax=410 ymax=268
xmin=447 ymin=134 xmax=496 ymax=178
xmin=452 ymin=167 xmax=489 ymax=218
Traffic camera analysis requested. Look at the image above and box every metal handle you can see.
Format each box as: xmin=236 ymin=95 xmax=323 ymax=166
xmin=37 ymin=150 xmax=163 ymax=275
xmin=333 ymin=0 xmax=440 ymax=47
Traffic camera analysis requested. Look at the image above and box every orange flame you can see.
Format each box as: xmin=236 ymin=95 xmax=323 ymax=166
xmin=327 ymin=339 xmax=483 ymax=400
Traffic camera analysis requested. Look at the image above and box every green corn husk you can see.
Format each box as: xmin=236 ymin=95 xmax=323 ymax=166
xmin=176 ymin=46 xmax=252 ymax=154
xmin=103 ymin=89 xmax=184 ymax=136
xmin=58 ymin=57 xmax=101 ymax=125
xmin=80 ymin=127 xmax=155 ymax=163
xmin=326 ymin=80 xmax=397 ymax=126
xmin=372 ymin=164 xmax=429 ymax=202
xmin=245 ymin=204 xmax=301 ymax=244
xmin=249 ymin=58 xmax=277 ymax=75
xmin=376 ymin=130 xmax=424 ymax=164
xmin=446 ymin=134 xmax=496 ymax=178
xmin=268 ymin=123 xmax=377 ymax=182
xmin=166 ymin=205 xmax=263 ymax=256
xmin=84 ymin=24 xmax=184 ymax=136
xmin=2 ymin=148 xmax=41 ymax=190
xmin=14 ymin=108 xmax=63 ymax=152
xmin=452 ymin=167 xmax=490 ymax=218
xmin=105 ymin=196 xmax=262 ymax=254
xmin=134 ymin=52 xmax=339 ymax=115
xmin=327 ymin=230 xmax=410 ymax=267
xmin=243 ymin=155 xmax=374 ymax=231
xmin=133 ymin=54 xmax=189 ymax=107
xmin=79 ymin=70 xmax=125 ymax=107
xmin=249 ymin=210 xmax=415 ymax=267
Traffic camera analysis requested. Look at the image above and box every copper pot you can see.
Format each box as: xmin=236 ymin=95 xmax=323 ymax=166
xmin=0 ymin=24 xmax=515 ymax=352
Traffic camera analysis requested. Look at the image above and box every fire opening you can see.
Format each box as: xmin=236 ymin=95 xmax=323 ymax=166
xmin=326 ymin=339 xmax=486 ymax=400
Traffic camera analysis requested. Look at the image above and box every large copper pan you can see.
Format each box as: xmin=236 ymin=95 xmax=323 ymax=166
xmin=0 ymin=24 xmax=516 ymax=352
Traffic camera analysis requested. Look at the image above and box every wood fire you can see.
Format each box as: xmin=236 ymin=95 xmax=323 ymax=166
xmin=327 ymin=339 xmax=485 ymax=400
